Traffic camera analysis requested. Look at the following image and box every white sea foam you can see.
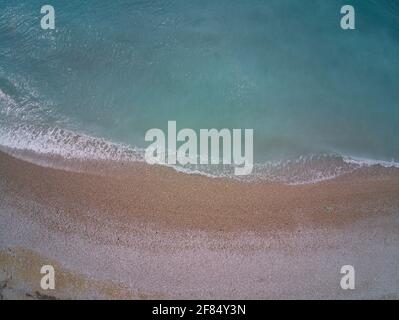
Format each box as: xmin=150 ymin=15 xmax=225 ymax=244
xmin=343 ymin=155 xmax=399 ymax=168
xmin=0 ymin=124 xmax=145 ymax=164
xmin=0 ymin=121 xmax=398 ymax=185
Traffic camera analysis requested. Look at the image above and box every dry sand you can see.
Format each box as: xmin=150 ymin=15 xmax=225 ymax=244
xmin=1 ymin=150 xmax=399 ymax=299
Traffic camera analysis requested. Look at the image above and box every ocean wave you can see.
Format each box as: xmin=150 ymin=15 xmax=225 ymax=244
xmin=232 ymin=154 xmax=356 ymax=185
xmin=0 ymin=123 xmax=145 ymax=164
xmin=0 ymin=76 xmax=145 ymax=166
xmin=1 ymin=83 xmax=398 ymax=184
xmin=1 ymin=121 xmax=398 ymax=185
xmin=342 ymin=156 xmax=399 ymax=169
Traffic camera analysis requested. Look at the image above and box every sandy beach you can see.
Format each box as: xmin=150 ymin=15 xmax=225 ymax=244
xmin=1 ymin=150 xmax=399 ymax=299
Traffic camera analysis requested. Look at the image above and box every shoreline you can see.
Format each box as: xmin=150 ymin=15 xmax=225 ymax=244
xmin=1 ymin=149 xmax=399 ymax=233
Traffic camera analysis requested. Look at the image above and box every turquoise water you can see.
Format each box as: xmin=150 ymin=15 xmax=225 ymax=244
xmin=1 ymin=0 xmax=399 ymax=181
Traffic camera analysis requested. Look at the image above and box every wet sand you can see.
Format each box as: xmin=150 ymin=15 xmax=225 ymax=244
xmin=1 ymin=150 xmax=399 ymax=299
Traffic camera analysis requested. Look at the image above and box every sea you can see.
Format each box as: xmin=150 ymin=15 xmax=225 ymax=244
xmin=1 ymin=0 xmax=399 ymax=184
